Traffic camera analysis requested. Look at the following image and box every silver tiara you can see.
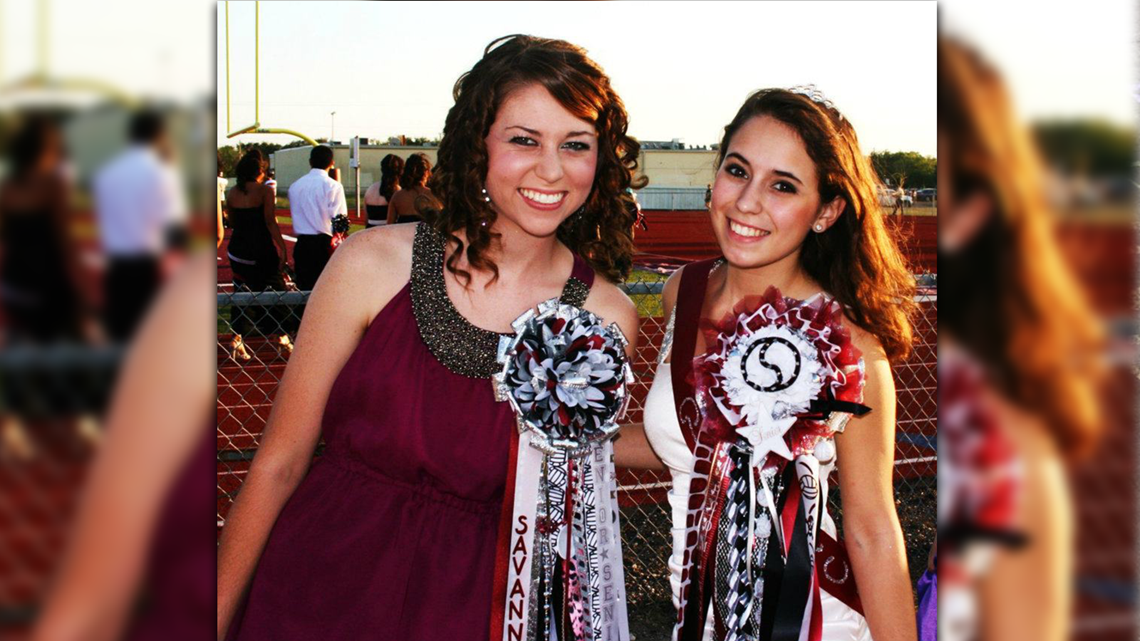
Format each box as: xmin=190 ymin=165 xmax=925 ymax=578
xmin=787 ymin=84 xmax=843 ymax=119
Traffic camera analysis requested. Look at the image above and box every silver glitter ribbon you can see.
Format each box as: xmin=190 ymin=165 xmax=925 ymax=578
xmin=494 ymin=299 xmax=633 ymax=641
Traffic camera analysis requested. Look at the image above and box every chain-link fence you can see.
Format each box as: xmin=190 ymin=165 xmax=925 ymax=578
xmin=215 ymin=271 xmax=938 ymax=639
xmin=0 ymin=344 xmax=122 ymax=628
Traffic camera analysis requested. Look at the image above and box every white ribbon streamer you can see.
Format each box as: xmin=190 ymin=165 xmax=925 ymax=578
xmin=591 ymin=440 xmax=630 ymax=639
xmin=501 ymin=435 xmax=629 ymax=641
xmin=502 ymin=431 xmax=544 ymax=641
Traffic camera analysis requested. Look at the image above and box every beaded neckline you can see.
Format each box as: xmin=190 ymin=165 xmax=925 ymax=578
xmin=409 ymin=223 xmax=591 ymax=379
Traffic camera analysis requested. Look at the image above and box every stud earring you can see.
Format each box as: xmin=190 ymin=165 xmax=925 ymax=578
xmin=814 ymin=223 xmax=824 ymax=232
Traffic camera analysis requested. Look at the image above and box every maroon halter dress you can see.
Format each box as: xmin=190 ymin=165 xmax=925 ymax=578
xmin=226 ymin=224 xmax=594 ymax=640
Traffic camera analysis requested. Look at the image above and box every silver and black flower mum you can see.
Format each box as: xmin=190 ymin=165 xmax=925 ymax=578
xmin=495 ymin=299 xmax=632 ymax=455
xmin=331 ymin=214 xmax=350 ymax=235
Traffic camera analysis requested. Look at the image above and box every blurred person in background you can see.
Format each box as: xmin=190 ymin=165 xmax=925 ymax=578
xmin=92 ymin=110 xmax=187 ymax=341
xmin=224 ymin=149 xmax=292 ymax=361
xmin=217 ymin=196 xmax=224 ymax=249
xmin=386 ymin=152 xmax=432 ymax=224
xmin=217 ymin=153 xmax=228 ymax=224
xmin=624 ymin=185 xmax=646 ymax=233
xmin=0 ymin=116 xmax=93 ymax=345
xmin=937 ymin=36 xmax=1105 ymax=641
xmin=217 ymin=154 xmax=226 ymax=249
xmin=363 ymin=153 xmax=403 ymax=228
xmin=30 ymin=250 xmax=214 ymax=641
xmin=287 ymin=145 xmax=346 ymax=291
xmin=263 ymin=169 xmax=277 ymax=203
xmin=0 ymin=116 xmax=101 ymax=462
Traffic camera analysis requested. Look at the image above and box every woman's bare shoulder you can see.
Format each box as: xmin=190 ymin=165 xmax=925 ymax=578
xmin=311 ymin=223 xmax=418 ymax=326
xmin=337 ymin=223 xmax=416 ymax=273
xmin=844 ymin=318 xmax=889 ymax=366
xmin=583 ymin=277 xmax=639 ymax=345
xmin=661 ymin=266 xmax=684 ymax=312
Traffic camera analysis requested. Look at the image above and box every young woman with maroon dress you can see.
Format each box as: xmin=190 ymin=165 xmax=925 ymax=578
xmin=216 ymin=35 xmax=643 ymax=640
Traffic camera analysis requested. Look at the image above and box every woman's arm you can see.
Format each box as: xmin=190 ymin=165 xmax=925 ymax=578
xmin=217 ymin=190 xmax=225 ymax=248
xmin=614 ymin=268 xmax=682 ymax=471
xmin=215 ymin=227 xmax=411 ymax=638
xmin=261 ymin=185 xmax=287 ymax=267
xmin=976 ymin=406 xmax=1072 ymax=641
xmin=584 ymin=278 xmax=658 ymax=471
xmin=31 ymin=254 xmax=215 ymax=641
xmin=834 ymin=329 xmax=917 ymax=641
xmin=613 ymin=422 xmax=665 ymax=471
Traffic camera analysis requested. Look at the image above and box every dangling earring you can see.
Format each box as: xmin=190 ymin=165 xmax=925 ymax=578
xmin=481 ymin=187 xmax=491 ymax=203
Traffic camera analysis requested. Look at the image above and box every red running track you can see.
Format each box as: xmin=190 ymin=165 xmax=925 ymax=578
xmin=216 ymin=210 xmax=938 ymax=284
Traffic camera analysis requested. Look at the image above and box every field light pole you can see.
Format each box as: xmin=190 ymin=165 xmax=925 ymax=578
xmin=330 ymin=111 xmax=336 ymax=143
xmin=351 ymin=136 xmax=361 ymax=224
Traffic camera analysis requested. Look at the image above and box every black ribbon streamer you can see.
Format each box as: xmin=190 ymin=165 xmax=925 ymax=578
xmin=757 ymin=462 xmax=814 ymax=641
xmin=807 ymin=398 xmax=871 ymax=417
xmin=938 ymin=522 xmax=1030 ymax=552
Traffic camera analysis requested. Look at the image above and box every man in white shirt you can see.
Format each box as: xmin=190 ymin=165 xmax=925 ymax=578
xmin=287 ymin=145 xmax=347 ymax=290
xmin=93 ymin=110 xmax=187 ymax=340
xmin=264 ymin=169 xmax=277 ymax=202
xmin=217 ymin=157 xmax=229 ymax=206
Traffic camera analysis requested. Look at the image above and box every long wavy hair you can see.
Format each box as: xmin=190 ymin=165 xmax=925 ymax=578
xmin=235 ymin=149 xmax=265 ymax=195
xmin=400 ymin=152 xmax=431 ymax=189
xmin=8 ymin=116 xmax=59 ymax=177
xmin=716 ymin=88 xmax=918 ymax=362
xmin=939 ymin=38 xmax=1104 ymax=457
xmin=425 ymin=34 xmax=646 ymax=285
xmin=379 ymin=154 xmax=404 ymax=200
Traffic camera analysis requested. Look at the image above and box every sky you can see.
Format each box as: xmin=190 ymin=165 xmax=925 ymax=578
xmin=939 ymin=0 xmax=1136 ymax=127
xmin=214 ymin=1 xmax=939 ymax=155
xmin=0 ymin=0 xmax=1132 ymax=159
xmin=0 ymin=0 xmax=213 ymax=106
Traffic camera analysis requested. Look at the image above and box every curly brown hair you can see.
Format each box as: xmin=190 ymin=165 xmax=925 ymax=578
xmin=379 ymin=154 xmax=404 ymax=200
xmin=423 ymin=34 xmax=646 ymax=285
xmin=716 ymin=88 xmax=918 ymax=362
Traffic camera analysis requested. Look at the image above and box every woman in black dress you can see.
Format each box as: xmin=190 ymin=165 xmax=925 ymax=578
xmin=225 ymin=150 xmax=292 ymax=360
xmin=363 ymin=154 xmax=403 ymax=227
xmin=386 ymin=152 xmax=433 ymax=224
xmin=0 ymin=116 xmax=99 ymax=460
xmin=0 ymin=116 xmax=90 ymax=344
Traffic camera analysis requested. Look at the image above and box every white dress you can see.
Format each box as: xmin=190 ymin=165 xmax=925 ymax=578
xmin=643 ymin=306 xmax=873 ymax=641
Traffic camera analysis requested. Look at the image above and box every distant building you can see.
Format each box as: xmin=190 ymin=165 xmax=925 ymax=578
xmin=271 ymin=140 xmax=723 ymax=192
xmin=639 ymin=139 xmax=686 ymax=150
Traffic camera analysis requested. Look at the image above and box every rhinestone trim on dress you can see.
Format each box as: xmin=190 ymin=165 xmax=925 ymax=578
xmin=410 ymin=223 xmax=591 ymax=378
